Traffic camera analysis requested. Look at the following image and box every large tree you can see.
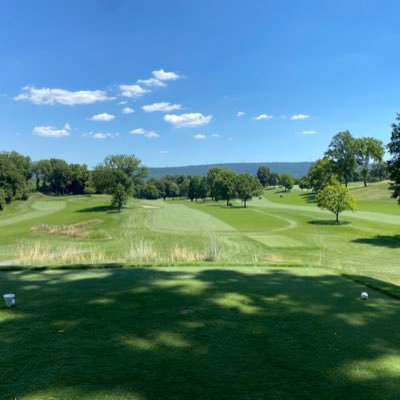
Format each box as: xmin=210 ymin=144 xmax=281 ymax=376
xmin=236 ymin=173 xmax=261 ymax=207
xmin=104 ymin=154 xmax=148 ymax=186
xmin=214 ymin=169 xmax=237 ymax=206
xmin=306 ymin=158 xmax=337 ymax=192
xmin=356 ymin=137 xmax=384 ymax=187
xmin=316 ymin=183 xmax=356 ymax=223
xmin=387 ymin=113 xmax=400 ymax=204
xmin=0 ymin=151 xmax=32 ymax=202
xmin=111 ymin=183 xmax=128 ymax=211
xmin=279 ymin=173 xmax=295 ymax=192
xmin=325 ymin=131 xmax=358 ymax=187
xmin=256 ymin=166 xmax=271 ymax=187
xmin=370 ymin=161 xmax=388 ymax=182
xmin=207 ymin=167 xmax=223 ymax=201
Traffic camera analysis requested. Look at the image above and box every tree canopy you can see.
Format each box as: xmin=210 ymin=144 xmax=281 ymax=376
xmin=387 ymin=113 xmax=400 ymax=204
xmin=325 ymin=131 xmax=358 ymax=187
xmin=356 ymin=137 xmax=384 ymax=187
xmin=316 ymin=183 xmax=356 ymax=223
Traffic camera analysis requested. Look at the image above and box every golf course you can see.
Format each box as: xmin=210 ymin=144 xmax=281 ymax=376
xmin=1 ymin=181 xmax=400 ymax=399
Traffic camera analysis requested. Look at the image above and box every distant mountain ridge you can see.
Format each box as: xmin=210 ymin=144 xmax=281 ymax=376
xmin=148 ymin=162 xmax=312 ymax=179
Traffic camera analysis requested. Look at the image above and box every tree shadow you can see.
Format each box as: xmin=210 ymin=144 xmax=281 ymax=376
xmin=308 ymin=220 xmax=351 ymax=226
xmin=76 ymin=205 xmax=119 ymax=213
xmin=1 ymin=267 xmax=400 ymax=399
xmin=299 ymin=192 xmax=316 ymax=203
xmin=352 ymin=235 xmax=400 ymax=249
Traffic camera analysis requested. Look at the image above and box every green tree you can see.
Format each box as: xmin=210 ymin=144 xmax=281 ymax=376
xmin=256 ymin=166 xmax=271 ymax=187
xmin=111 ymin=184 xmax=128 ymax=211
xmin=236 ymin=173 xmax=261 ymax=207
xmin=0 ymin=151 xmax=32 ymax=202
xmin=279 ymin=173 xmax=295 ymax=192
xmin=306 ymin=158 xmax=337 ymax=192
xmin=325 ymin=131 xmax=358 ymax=187
xmin=215 ymin=169 xmax=237 ymax=206
xmin=84 ymin=175 xmax=96 ymax=196
xmin=268 ymin=172 xmax=280 ymax=188
xmin=356 ymin=137 xmax=384 ymax=187
xmin=370 ymin=161 xmax=388 ymax=182
xmin=67 ymin=163 xmax=90 ymax=194
xmin=48 ymin=159 xmax=71 ymax=195
xmin=298 ymin=177 xmax=310 ymax=191
xmin=188 ymin=176 xmax=201 ymax=201
xmin=207 ymin=167 xmax=223 ymax=201
xmin=198 ymin=177 xmax=209 ymax=201
xmin=316 ymin=183 xmax=356 ymax=223
xmin=141 ymin=183 xmax=161 ymax=200
xmin=0 ymin=189 xmax=5 ymax=211
xmin=166 ymin=181 xmax=180 ymax=199
xmin=387 ymin=113 xmax=400 ymax=204
xmin=104 ymin=154 xmax=148 ymax=186
xmin=92 ymin=165 xmax=132 ymax=195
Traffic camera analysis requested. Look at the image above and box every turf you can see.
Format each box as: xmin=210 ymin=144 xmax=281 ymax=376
xmin=0 ymin=181 xmax=399 ymax=289
xmin=1 ymin=267 xmax=400 ymax=400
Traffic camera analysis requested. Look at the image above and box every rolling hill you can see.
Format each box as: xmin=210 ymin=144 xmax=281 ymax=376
xmin=148 ymin=162 xmax=312 ymax=179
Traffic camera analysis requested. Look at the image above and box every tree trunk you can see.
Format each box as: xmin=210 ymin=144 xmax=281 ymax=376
xmin=336 ymin=211 xmax=339 ymax=223
xmin=243 ymin=199 xmax=247 ymax=208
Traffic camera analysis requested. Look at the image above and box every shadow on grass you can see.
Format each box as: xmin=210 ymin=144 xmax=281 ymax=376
xmin=1 ymin=267 xmax=399 ymax=399
xmin=352 ymin=235 xmax=400 ymax=249
xmin=299 ymin=192 xmax=316 ymax=203
xmin=308 ymin=220 xmax=351 ymax=226
xmin=76 ymin=205 xmax=120 ymax=213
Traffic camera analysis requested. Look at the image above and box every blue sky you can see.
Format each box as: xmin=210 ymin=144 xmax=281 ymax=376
xmin=1 ymin=0 xmax=400 ymax=167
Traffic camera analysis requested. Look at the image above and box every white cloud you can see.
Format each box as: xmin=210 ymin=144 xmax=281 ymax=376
xmin=164 ymin=113 xmax=212 ymax=127
xmin=145 ymin=131 xmax=160 ymax=138
xmin=15 ymin=86 xmax=111 ymax=105
xmin=211 ymin=133 xmax=220 ymax=137
xmin=90 ymin=112 xmax=115 ymax=121
xmin=84 ymin=132 xmax=119 ymax=139
xmin=237 ymin=111 xmax=245 ymax=117
xmin=129 ymin=128 xmax=159 ymax=138
xmin=130 ymin=128 xmax=145 ymax=135
xmin=290 ymin=114 xmax=310 ymax=120
xmin=122 ymin=107 xmax=134 ymax=114
xmin=33 ymin=123 xmax=71 ymax=138
xmin=119 ymin=101 xmax=128 ymax=105
xmin=302 ymin=130 xmax=318 ymax=135
xmin=159 ymin=150 xmax=169 ymax=154
xmin=152 ymin=69 xmax=181 ymax=81
xmin=137 ymin=78 xmax=166 ymax=87
xmin=119 ymin=84 xmax=150 ymax=98
xmin=142 ymin=102 xmax=182 ymax=112
xmin=254 ymin=114 xmax=273 ymax=120
xmin=194 ymin=134 xmax=206 ymax=140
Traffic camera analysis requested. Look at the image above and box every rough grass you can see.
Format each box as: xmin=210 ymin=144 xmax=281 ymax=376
xmin=1 ymin=267 xmax=400 ymax=400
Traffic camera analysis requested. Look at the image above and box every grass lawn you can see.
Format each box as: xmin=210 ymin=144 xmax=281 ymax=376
xmin=0 ymin=181 xmax=399 ymax=292
xmin=1 ymin=266 xmax=400 ymax=400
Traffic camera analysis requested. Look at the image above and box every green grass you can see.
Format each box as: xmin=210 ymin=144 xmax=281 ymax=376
xmin=1 ymin=266 xmax=400 ymax=400
xmin=0 ymin=182 xmax=399 ymax=290
xmin=0 ymin=183 xmax=399 ymax=398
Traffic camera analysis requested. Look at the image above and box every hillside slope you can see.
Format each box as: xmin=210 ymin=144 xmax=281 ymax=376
xmin=149 ymin=162 xmax=312 ymax=178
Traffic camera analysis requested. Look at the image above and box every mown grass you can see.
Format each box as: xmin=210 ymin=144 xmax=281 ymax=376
xmin=0 ymin=182 xmax=399 ymax=289
xmin=1 ymin=267 xmax=400 ymax=400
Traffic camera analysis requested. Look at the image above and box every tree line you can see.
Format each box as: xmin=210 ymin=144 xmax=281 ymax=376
xmin=1 ymin=113 xmax=400 ymax=212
